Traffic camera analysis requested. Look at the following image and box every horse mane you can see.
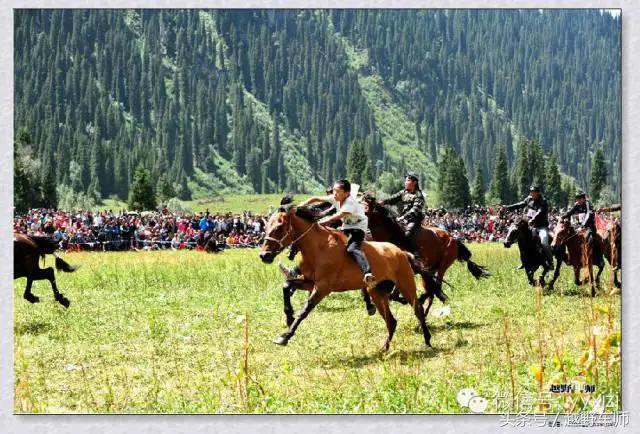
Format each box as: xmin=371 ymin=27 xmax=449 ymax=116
xmin=294 ymin=205 xmax=323 ymax=222
xmin=364 ymin=193 xmax=410 ymax=244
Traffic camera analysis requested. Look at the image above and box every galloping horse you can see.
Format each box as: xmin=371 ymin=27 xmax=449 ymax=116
xmin=277 ymin=196 xmax=378 ymax=323
xmin=551 ymin=220 xmax=605 ymax=297
xmin=259 ymin=204 xmax=432 ymax=352
xmin=361 ymin=193 xmax=489 ymax=314
xmin=503 ymin=218 xmax=561 ymax=289
xmin=14 ymin=233 xmax=77 ymax=307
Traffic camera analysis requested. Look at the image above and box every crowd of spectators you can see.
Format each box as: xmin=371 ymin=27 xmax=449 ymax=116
xmin=13 ymin=208 xmax=268 ymax=252
xmin=13 ymin=202 xmax=613 ymax=252
xmin=423 ymin=205 xmax=576 ymax=242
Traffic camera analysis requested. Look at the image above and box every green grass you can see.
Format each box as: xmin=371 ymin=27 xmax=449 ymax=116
xmin=98 ymin=194 xmax=301 ymax=215
xmin=14 ymin=244 xmax=620 ymax=413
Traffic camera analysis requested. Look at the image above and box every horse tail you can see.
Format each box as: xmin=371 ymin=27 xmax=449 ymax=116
xmin=456 ymin=239 xmax=491 ymax=279
xmin=55 ymin=256 xmax=78 ymax=273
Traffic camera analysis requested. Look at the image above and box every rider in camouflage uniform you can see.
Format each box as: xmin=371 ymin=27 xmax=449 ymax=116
xmin=380 ymin=172 xmax=426 ymax=261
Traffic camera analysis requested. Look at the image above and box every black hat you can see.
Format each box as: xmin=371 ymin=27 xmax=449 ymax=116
xmin=529 ymin=185 xmax=541 ymax=193
xmin=405 ymin=172 xmax=420 ymax=182
xmin=575 ymin=191 xmax=586 ymax=198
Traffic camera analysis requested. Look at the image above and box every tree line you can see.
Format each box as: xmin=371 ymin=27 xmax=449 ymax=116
xmin=14 ymin=9 xmax=620 ymax=212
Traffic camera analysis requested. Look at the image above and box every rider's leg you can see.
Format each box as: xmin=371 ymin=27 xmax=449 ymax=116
xmin=404 ymin=220 xmax=420 ymax=259
xmin=345 ymin=229 xmax=375 ymax=287
xmin=538 ymin=227 xmax=553 ymax=264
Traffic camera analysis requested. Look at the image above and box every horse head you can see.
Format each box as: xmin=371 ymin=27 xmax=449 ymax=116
xmin=259 ymin=202 xmax=296 ymax=263
xmin=360 ymin=191 xmax=378 ymax=215
xmin=504 ymin=218 xmax=529 ymax=248
xmin=550 ymin=219 xmax=573 ymax=248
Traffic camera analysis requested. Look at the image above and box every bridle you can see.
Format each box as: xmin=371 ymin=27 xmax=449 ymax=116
xmin=263 ymin=213 xmax=316 ymax=251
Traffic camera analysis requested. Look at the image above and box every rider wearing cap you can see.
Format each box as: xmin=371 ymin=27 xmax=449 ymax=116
xmin=503 ymin=185 xmax=553 ymax=264
xmin=562 ymin=191 xmax=602 ymax=260
xmin=380 ymin=172 xmax=426 ymax=260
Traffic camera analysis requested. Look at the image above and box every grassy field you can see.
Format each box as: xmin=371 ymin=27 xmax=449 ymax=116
xmin=100 ymin=194 xmax=288 ymax=215
xmin=14 ymin=244 xmax=620 ymax=414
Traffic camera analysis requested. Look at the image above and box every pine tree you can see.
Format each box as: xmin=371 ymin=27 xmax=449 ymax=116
xmin=545 ymin=152 xmax=562 ymax=207
xmin=490 ymin=145 xmax=511 ymax=204
xmin=471 ymin=162 xmax=486 ymax=206
xmin=346 ymin=140 xmax=367 ymax=185
xmin=589 ymin=147 xmax=607 ymax=204
xmin=128 ymin=166 xmax=157 ymax=211
xmin=438 ymin=146 xmax=470 ymax=209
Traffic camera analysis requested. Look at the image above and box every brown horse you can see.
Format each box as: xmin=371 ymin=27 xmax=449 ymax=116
xmin=259 ymin=205 xmax=431 ymax=352
xmin=599 ymin=219 xmax=621 ymax=288
xmin=14 ymin=233 xmax=76 ymax=307
xmin=362 ymin=193 xmax=489 ymax=314
xmin=550 ymin=221 xmax=604 ymax=297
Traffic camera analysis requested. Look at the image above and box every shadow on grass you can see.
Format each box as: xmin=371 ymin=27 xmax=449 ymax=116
xmin=546 ymin=285 xmax=605 ymax=298
xmin=427 ymin=320 xmax=486 ymax=332
xmin=325 ymin=346 xmax=450 ymax=369
xmin=15 ymin=321 xmax=53 ymax=336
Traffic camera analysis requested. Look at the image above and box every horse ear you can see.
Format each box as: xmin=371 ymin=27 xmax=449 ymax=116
xmin=277 ymin=204 xmax=293 ymax=213
xmin=280 ymin=195 xmax=294 ymax=206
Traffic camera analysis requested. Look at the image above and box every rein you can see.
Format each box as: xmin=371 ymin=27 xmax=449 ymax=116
xmin=264 ymin=216 xmax=316 ymax=250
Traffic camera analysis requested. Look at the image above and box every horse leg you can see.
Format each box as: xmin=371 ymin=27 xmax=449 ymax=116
xmin=548 ymin=252 xmax=562 ymax=292
xmin=614 ymin=267 xmax=621 ymax=288
xmin=595 ymin=262 xmax=604 ymax=290
xmin=526 ymin=267 xmax=535 ymax=286
xmin=40 ymin=267 xmax=70 ymax=307
xmin=540 ymin=264 xmax=549 ymax=288
xmin=369 ymin=286 xmax=397 ymax=353
xmin=282 ymin=280 xmax=296 ymax=327
xmin=395 ymin=274 xmax=432 ymax=348
xmin=574 ymin=266 xmax=582 ymax=286
xmin=273 ymin=288 xmax=327 ymax=346
xmin=23 ymin=278 xmax=39 ymax=303
xmin=587 ymin=257 xmax=596 ymax=297
xmin=361 ymin=288 xmax=377 ymax=316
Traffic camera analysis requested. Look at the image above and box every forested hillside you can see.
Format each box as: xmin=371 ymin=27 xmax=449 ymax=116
xmin=14 ymin=9 xmax=620 ymax=211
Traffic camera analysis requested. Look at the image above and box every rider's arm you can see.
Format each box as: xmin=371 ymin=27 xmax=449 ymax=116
xmin=561 ymin=204 xmax=578 ymax=220
xmin=504 ymin=200 xmax=526 ymax=211
xmin=381 ymin=190 xmax=403 ymax=206
xmin=300 ymin=195 xmax=333 ymax=207
xmin=319 ymin=210 xmax=350 ymax=226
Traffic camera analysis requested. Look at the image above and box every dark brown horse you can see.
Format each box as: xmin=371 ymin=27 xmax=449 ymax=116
xmin=14 ymin=233 xmax=76 ymax=307
xmin=550 ymin=221 xmax=604 ymax=297
xmin=259 ymin=205 xmax=431 ymax=352
xmin=362 ymin=193 xmax=489 ymax=314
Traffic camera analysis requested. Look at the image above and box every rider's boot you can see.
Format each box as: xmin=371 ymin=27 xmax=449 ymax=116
xmin=278 ymin=261 xmax=302 ymax=280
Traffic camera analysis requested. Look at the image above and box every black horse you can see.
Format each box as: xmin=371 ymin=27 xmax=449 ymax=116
xmin=14 ymin=233 xmax=77 ymax=307
xmin=503 ymin=218 xmax=561 ymax=289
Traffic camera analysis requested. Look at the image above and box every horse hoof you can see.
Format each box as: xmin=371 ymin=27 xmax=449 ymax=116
xmin=273 ymin=335 xmax=290 ymax=346
xmin=367 ymin=305 xmax=377 ymax=316
xmin=24 ymin=295 xmax=39 ymax=303
xmin=380 ymin=344 xmax=390 ymax=353
xmin=58 ymin=297 xmax=70 ymax=308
